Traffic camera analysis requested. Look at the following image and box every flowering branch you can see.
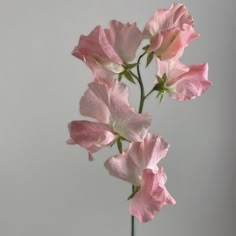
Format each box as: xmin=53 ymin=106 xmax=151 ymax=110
xmin=67 ymin=2 xmax=212 ymax=235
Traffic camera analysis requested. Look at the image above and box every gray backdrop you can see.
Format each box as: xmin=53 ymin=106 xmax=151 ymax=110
xmin=1 ymin=0 xmax=235 ymax=235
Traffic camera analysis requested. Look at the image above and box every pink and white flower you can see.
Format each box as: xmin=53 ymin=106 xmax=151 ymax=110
xmin=105 ymin=133 xmax=176 ymax=223
xmin=143 ymin=3 xmax=199 ymax=60
xmin=156 ymin=58 xmax=212 ymax=101
xmin=72 ymin=21 xmax=143 ymax=78
xmin=67 ymin=79 xmax=151 ymax=160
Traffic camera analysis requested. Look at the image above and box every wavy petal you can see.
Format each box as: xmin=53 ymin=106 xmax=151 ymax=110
xmin=81 ymin=79 xmax=150 ymax=142
xmin=72 ymin=25 xmax=123 ymax=74
xmin=80 ymin=86 xmax=111 ymax=123
xmin=80 ymin=79 xmax=131 ymax=122
xmin=98 ymin=26 xmax=123 ymax=64
xmin=143 ymin=3 xmax=193 ymax=39
xmin=105 ymin=20 xmax=143 ymax=62
xmin=109 ymin=79 xmax=130 ymax=106
xmin=170 ymin=63 xmax=212 ymax=101
xmin=157 ymin=58 xmax=211 ymax=100
xmin=157 ymin=58 xmax=189 ymax=82
xmin=67 ymin=120 xmax=116 ymax=154
xmin=148 ymin=25 xmax=199 ymax=60
xmin=129 ymin=168 xmax=176 ymax=223
xmin=108 ymin=80 xmax=151 ymax=141
xmin=111 ymin=109 xmax=151 ymax=142
xmin=104 ymin=133 xmax=169 ymax=186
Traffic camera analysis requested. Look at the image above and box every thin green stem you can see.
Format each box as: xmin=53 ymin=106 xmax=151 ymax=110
xmin=129 ymin=70 xmax=139 ymax=81
xmin=131 ymin=215 xmax=135 ymax=236
xmin=136 ymin=51 xmax=146 ymax=113
xmin=131 ymin=185 xmax=135 ymax=236
xmin=144 ymin=88 xmax=155 ymax=100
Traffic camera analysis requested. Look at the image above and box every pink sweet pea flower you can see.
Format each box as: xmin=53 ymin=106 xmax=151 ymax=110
xmin=143 ymin=3 xmax=199 ymax=60
xmin=67 ymin=79 xmax=151 ymax=160
xmin=72 ymin=21 xmax=143 ymax=78
xmin=130 ymin=168 xmax=176 ymax=223
xmin=104 ymin=133 xmax=176 ymax=223
xmin=156 ymin=58 xmax=212 ymax=101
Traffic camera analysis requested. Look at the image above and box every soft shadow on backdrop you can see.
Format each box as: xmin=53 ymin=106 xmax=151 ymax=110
xmin=0 ymin=0 xmax=235 ymax=235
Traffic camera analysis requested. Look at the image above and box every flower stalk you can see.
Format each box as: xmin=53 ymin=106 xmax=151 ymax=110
xmin=67 ymin=2 xmax=212 ymax=234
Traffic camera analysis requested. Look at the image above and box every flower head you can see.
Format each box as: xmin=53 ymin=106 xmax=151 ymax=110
xmin=143 ymin=3 xmax=199 ymax=60
xmin=67 ymin=79 xmax=151 ymax=160
xmin=105 ymin=133 xmax=175 ymax=222
xmin=156 ymin=58 xmax=212 ymax=101
xmin=72 ymin=21 xmax=143 ymax=79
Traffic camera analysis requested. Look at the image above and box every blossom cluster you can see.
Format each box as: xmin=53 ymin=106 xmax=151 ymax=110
xmin=67 ymin=3 xmax=212 ymax=223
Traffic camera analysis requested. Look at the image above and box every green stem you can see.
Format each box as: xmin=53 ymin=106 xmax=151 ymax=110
xmin=131 ymin=216 xmax=135 ymax=236
xmin=129 ymin=70 xmax=139 ymax=81
xmin=144 ymin=88 xmax=155 ymax=100
xmin=136 ymin=51 xmax=146 ymax=113
xmin=131 ymin=185 xmax=135 ymax=236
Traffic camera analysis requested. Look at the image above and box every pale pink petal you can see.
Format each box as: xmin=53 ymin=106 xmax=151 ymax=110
xmin=98 ymin=26 xmax=123 ymax=64
xmin=88 ymin=78 xmax=129 ymax=105
xmin=80 ymin=79 xmax=131 ymax=123
xmin=143 ymin=3 xmax=193 ymax=38
xmin=80 ymin=86 xmax=110 ymax=123
xmin=144 ymin=3 xmax=197 ymax=61
xmin=105 ymin=20 xmax=143 ymax=62
xmin=92 ymin=67 xmax=115 ymax=81
xmin=129 ymin=168 xmax=176 ymax=223
xmin=157 ymin=58 xmax=189 ymax=81
xmin=142 ymin=133 xmax=169 ymax=170
xmin=109 ymin=79 xmax=130 ymax=106
xmin=146 ymin=34 xmax=163 ymax=53
xmin=111 ymin=109 xmax=151 ymax=142
xmin=147 ymin=27 xmax=179 ymax=55
xmin=104 ymin=133 xmax=169 ymax=186
xmin=67 ymin=120 xmax=116 ymax=154
xmin=169 ymin=63 xmax=212 ymax=101
xmin=108 ymin=79 xmax=151 ymax=141
xmin=72 ymin=26 xmax=112 ymax=64
xmin=91 ymin=79 xmax=130 ymax=107
xmin=80 ymin=79 xmax=151 ymax=142
xmin=73 ymin=54 xmax=116 ymax=80
xmin=157 ymin=58 xmax=212 ymax=101
xmin=72 ymin=25 xmax=123 ymax=74
xmin=148 ymin=25 xmax=199 ymax=60
xmin=169 ymin=24 xmax=200 ymax=59
xmin=104 ymin=146 xmax=142 ymax=186
xmin=72 ymin=26 xmax=103 ymax=60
